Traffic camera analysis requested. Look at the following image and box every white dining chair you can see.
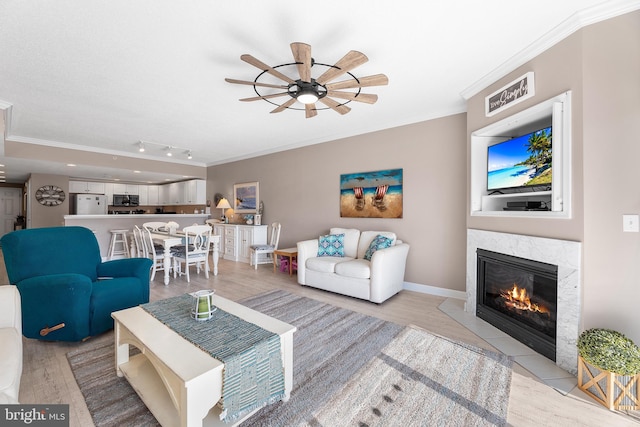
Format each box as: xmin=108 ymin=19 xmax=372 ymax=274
xmin=143 ymin=221 xmax=168 ymax=232
xmin=142 ymin=227 xmax=172 ymax=281
xmin=250 ymin=222 xmax=281 ymax=270
xmin=132 ymin=225 xmax=145 ymax=257
xmin=172 ymin=225 xmax=212 ymax=283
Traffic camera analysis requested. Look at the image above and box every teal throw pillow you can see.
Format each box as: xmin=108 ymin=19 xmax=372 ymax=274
xmin=364 ymin=235 xmax=394 ymax=261
xmin=317 ymin=233 xmax=345 ymax=257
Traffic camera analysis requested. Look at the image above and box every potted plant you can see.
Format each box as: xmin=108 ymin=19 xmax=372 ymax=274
xmin=577 ymin=328 xmax=640 ymax=410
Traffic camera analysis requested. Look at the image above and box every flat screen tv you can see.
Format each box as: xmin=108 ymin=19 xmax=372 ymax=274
xmin=487 ymin=126 xmax=552 ymax=192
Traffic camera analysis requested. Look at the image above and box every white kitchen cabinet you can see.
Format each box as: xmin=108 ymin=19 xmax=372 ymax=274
xmin=185 ymin=179 xmax=206 ymax=204
xmin=138 ymin=185 xmax=148 ymax=205
xmin=168 ymin=182 xmax=185 ymax=205
xmin=104 ymin=183 xmax=114 ymax=205
xmin=213 ymin=224 xmax=266 ymax=263
xmin=112 ymin=184 xmax=138 ymax=195
xmin=146 ymin=185 xmax=159 ymax=205
xmin=69 ymin=180 xmax=105 ymax=194
xmin=159 ymin=185 xmax=171 ymax=205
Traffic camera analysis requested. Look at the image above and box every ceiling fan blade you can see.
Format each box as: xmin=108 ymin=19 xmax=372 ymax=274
xmin=225 ymin=78 xmax=288 ymax=89
xmin=327 ymin=91 xmax=378 ymax=104
xmin=305 ymin=104 xmax=317 ymax=118
xmin=318 ymin=97 xmax=351 ymax=115
xmin=291 ymin=42 xmax=312 ymax=83
xmin=270 ymin=98 xmax=297 ymax=114
xmin=325 ymin=74 xmax=389 ymax=90
xmin=315 ymin=50 xmax=369 ymax=85
xmin=241 ymin=54 xmax=295 ymax=84
xmin=240 ymin=92 xmax=290 ymax=102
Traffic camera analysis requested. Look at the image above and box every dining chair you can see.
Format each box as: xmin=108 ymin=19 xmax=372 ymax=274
xmin=143 ymin=221 xmax=168 ymax=232
xmin=132 ymin=225 xmax=145 ymax=257
xmin=142 ymin=227 xmax=172 ymax=281
xmin=172 ymin=225 xmax=212 ymax=283
xmin=250 ymin=222 xmax=281 ymax=270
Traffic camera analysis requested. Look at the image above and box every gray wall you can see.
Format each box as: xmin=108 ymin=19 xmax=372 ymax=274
xmin=208 ymin=113 xmax=468 ymax=291
xmin=466 ymin=10 xmax=640 ymax=344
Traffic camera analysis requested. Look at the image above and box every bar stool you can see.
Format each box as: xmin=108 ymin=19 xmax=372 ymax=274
xmin=108 ymin=229 xmax=130 ymax=260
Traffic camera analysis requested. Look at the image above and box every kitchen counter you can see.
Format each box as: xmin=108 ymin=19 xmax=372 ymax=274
xmin=64 ymin=214 xmax=210 ymax=259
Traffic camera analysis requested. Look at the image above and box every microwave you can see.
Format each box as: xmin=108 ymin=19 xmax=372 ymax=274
xmin=113 ymin=194 xmax=139 ymax=207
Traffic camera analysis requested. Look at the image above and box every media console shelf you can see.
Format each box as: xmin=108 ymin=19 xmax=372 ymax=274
xmin=470 ymin=91 xmax=572 ymax=218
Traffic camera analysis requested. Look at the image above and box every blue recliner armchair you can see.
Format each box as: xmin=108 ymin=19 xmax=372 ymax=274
xmin=1 ymin=226 xmax=152 ymax=341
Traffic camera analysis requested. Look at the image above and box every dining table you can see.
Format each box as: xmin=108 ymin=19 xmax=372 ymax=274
xmin=150 ymin=230 xmax=221 ymax=286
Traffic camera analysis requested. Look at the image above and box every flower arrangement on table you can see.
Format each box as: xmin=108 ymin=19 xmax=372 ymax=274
xmin=166 ymin=221 xmax=180 ymax=234
xmin=243 ymin=215 xmax=254 ymax=225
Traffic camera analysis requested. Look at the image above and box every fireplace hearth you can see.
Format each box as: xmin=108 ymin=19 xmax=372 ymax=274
xmin=476 ymin=249 xmax=558 ymax=361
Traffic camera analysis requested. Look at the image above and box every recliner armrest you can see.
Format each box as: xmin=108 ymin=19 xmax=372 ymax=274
xmin=98 ymin=258 xmax=153 ymax=301
xmin=296 ymin=239 xmax=319 ymax=285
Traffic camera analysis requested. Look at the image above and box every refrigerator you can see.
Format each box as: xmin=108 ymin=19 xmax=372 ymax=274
xmin=74 ymin=194 xmax=108 ymax=215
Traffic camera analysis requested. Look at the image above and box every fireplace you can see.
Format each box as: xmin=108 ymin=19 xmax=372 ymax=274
xmin=476 ymin=249 xmax=558 ymax=361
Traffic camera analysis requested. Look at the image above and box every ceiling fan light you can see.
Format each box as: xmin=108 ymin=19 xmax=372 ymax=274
xmin=297 ymin=90 xmax=318 ymax=105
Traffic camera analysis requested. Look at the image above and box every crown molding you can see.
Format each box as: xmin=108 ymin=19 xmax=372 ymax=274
xmin=461 ymin=0 xmax=640 ymax=100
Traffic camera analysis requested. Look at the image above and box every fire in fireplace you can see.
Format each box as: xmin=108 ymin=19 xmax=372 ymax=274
xmin=476 ymin=249 xmax=558 ymax=361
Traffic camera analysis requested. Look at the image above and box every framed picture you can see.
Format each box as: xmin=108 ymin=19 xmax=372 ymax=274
xmin=340 ymin=168 xmax=403 ymax=218
xmin=233 ymin=182 xmax=259 ymax=213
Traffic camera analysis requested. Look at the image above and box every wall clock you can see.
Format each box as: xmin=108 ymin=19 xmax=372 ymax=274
xmin=35 ymin=185 xmax=66 ymax=206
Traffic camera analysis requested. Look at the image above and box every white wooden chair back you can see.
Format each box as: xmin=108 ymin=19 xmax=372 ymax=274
xmin=143 ymin=221 xmax=168 ymax=232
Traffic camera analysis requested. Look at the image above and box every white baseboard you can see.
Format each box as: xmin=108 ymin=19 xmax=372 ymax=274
xmin=403 ymin=281 xmax=466 ymax=300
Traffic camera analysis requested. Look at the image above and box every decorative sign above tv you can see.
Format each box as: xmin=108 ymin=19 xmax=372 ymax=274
xmin=487 ymin=126 xmax=552 ymax=193
xmin=485 ymin=72 xmax=535 ymax=117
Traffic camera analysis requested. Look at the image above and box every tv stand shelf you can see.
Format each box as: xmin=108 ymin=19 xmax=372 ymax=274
xmin=478 ymin=191 xmax=558 ymax=217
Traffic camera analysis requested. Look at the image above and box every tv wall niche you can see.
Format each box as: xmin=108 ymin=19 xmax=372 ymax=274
xmin=470 ymin=91 xmax=572 ymax=218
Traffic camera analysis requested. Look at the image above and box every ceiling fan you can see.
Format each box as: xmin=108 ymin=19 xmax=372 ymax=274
xmin=225 ymin=42 xmax=389 ymax=118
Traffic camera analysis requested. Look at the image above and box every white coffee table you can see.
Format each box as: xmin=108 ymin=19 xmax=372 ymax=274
xmin=112 ymin=295 xmax=296 ymax=427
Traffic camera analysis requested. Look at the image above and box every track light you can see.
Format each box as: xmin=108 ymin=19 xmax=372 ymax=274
xmin=136 ymin=140 xmax=193 ymax=159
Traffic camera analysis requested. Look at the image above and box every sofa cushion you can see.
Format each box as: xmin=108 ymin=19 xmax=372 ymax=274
xmin=330 ymin=228 xmax=361 ymax=258
xmin=317 ymin=233 xmax=345 ymax=257
xmin=357 ymin=231 xmax=397 ymax=259
xmin=335 ymin=259 xmax=371 ymax=279
xmin=306 ymin=256 xmax=353 ymax=273
xmin=0 ymin=328 xmax=21 ymax=398
xmin=364 ymin=234 xmax=395 ymax=261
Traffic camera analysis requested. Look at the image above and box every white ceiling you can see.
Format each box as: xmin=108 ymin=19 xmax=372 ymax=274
xmin=0 ymin=0 xmax=634 ymax=184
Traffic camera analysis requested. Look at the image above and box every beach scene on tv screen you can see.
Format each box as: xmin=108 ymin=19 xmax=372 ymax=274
xmin=487 ymin=127 xmax=552 ymax=191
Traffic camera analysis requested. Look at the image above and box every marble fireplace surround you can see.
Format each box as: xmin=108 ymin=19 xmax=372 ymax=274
xmin=466 ymin=229 xmax=582 ymax=374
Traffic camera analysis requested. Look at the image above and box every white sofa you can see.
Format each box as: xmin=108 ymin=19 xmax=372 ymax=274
xmin=297 ymin=228 xmax=410 ymax=303
xmin=0 ymin=285 xmax=22 ymax=404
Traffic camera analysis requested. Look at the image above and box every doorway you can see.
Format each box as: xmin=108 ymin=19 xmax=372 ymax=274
xmin=0 ymin=187 xmax=23 ymax=238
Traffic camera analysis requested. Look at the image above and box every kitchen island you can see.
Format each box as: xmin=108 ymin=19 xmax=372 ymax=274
xmin=64 ymin=214 xmax=210 ymax=259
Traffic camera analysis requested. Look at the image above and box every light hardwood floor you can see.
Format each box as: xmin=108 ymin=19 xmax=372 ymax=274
xmin=5 ymin=257 xmax=639 ymax=427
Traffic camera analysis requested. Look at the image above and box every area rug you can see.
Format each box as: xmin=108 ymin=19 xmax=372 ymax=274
xmin=312 ymin=325 xmax=513 ymax=426
xmin=67 ymin=290 xmax=513 ymax=426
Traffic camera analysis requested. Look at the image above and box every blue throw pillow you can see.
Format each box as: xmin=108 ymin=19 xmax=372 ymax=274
xmin=317 ymin=233 xmax=345 ymax=257
xmin=364 ymin=235 xmax=394 ymax=261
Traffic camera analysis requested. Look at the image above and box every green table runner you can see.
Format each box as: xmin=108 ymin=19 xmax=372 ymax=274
xmin=141 ymin=294 xmax=285 ymax=423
